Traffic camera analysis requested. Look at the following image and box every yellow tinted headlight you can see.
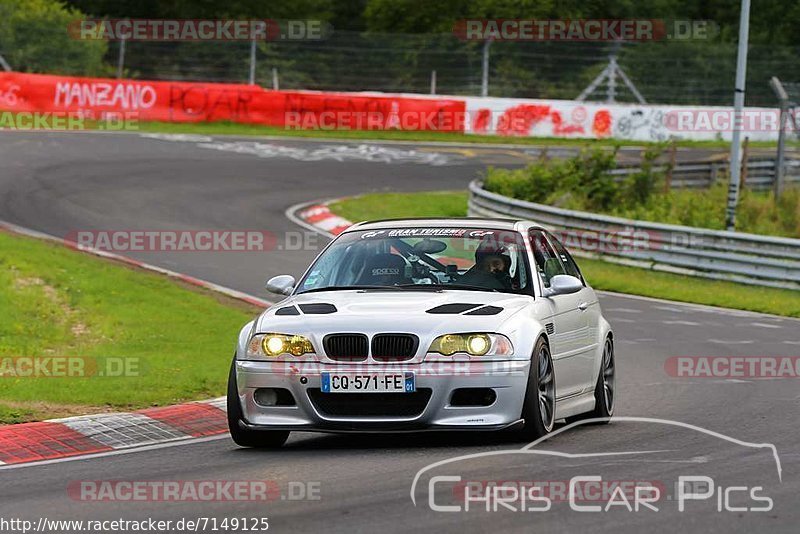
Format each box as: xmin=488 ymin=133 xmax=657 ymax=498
xmin=428 ymin=333 xmax=512 ymax=356
xmin=248 ymin=333 xmax=315 ymax=358
xmin=263 ymin=335 xmax=286 ymax=356
xmin=467 ymin=334 xmax=490 ymax=356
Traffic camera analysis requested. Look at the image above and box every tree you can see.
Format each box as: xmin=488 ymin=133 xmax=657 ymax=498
xmin=0 ymin=0 xmax=109 ymax=75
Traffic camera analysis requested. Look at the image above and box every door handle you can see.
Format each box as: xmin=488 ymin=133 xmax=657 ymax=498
xmin=578 ymin=302 xmax=589 ymax=311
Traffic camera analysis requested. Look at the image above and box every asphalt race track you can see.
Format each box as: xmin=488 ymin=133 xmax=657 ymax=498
xmin=1 ymin=131 xmax=798 ymax=533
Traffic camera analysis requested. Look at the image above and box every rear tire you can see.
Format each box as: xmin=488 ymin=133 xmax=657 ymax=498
xmin=566 ymin=336 xmax=615 ymax=425
xmin=517 ymin=337 xmax=556 ymax=440
xmin=227 ymin=359 xmax=289 ymax=448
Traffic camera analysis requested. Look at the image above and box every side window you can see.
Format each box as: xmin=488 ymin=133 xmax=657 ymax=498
xmin=547 ymin=233 xmax=585 ymax=285
xmin=528 ymin=230 xmax=564 ymax=288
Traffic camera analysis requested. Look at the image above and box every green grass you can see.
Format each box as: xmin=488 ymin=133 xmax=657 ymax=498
xmin=0 ymin=231 xmax=259 ymax=424
xmin=328 ymin=191 xmax=800 ymax=318
xmin=616 ymin=185 xmax=800 ymax=239
xmin=0 ymin=404 xmax=33 ymax=425
xmin=1 ymin=110 xmax=795 ymax=149
xmin=136 ymin=120 xmax=791 ymax=149
xmin=329 ymin=191 xmax=469 ymax=222
xmin=576 ymin=258 xmax=800 ymax=317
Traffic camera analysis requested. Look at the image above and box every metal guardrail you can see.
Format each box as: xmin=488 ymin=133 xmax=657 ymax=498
xmin=609 ymin=157 xmax=800 ymax=190
xmin=468 ymin=180 xmax=800 ymax=290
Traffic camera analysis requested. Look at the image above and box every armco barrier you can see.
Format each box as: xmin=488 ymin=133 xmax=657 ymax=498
xmin=468 ymin=180 xmax=800 ymax=290
xmin=0 ymin=72 xmax=465 ymax=131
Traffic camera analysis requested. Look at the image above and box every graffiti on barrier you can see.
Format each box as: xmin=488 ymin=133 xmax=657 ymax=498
xmin=472 ymin=104 xmax=586 ymax=136
xmin=469 ymin=102 xmax=614 ymax=138
xmin=167 ymin=84 xmax=256 ymax=122
xmin=613 ymin=108 xmax=669 ymax=142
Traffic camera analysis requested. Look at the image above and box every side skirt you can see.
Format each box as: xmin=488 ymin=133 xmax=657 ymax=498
xmin=554 ymin=390 xmax=595 ymax=420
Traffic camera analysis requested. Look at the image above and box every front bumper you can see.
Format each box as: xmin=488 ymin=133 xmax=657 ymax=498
xmin=234 ymin=359 xmax=531 ymax=432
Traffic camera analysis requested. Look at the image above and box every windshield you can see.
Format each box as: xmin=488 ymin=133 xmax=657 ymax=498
xmin=296 ymin=227 xmax=533 ymax=295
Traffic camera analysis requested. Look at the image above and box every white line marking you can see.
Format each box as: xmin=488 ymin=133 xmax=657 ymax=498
xmin=751 ymin=322 xmax=783 ymax=329
xmin=200 ymin=397 xmax=227 ymax=411
xmin=654 ymin=305 xmax=695 ymax=313
xmin=663 ymin=320 xmax=702 ymax=326
xmin=708 ymin=339 xmax=756 ymax=345
xmin=597 ymin=290 xmax=800 ymax=322
xmin=644 ymin=455 xmax=710 ymax=465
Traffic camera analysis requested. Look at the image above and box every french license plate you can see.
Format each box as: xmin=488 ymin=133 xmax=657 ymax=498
xmin=320 ymin=372 xmax=415 ymax=393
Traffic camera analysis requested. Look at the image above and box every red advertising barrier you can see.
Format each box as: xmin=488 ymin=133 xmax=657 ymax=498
xmin=0 ymin=72 xmax=466 ymax=131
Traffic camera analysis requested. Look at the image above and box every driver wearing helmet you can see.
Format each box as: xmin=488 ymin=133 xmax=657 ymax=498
xmin=459 ymin=240 xmax=512 ymax=290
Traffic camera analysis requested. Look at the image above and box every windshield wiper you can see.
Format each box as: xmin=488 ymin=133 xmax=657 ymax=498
xmin=300 ymin=284 xmax=501 ymax=294
xmin=373 ymin=285 xmax=443 ymax=292
xmin=298 ymin=285 xmax=386 ymax=294
xmin=396 ymin=283 xmax=499 ymax=293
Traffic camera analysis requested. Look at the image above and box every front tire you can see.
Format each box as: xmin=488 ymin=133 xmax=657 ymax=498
xmin=227 ymin=359 xmax=289 ymax=448
xmin=567 ymin=336 xmax=615 ymax=425
xmin=517 ymin=337 xmax=556 ymax=440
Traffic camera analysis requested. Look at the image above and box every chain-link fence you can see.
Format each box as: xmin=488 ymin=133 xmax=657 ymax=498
xmin=10 ymin=29 xmax=800 ymax=107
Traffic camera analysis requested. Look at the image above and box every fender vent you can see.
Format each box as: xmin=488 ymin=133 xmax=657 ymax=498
xmin=545 ymin=323 xmax=555 ymax=335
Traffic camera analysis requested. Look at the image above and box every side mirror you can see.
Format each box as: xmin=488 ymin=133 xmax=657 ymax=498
xmin=544 ymin=274 xmax=583 ymax=297
xmin=265 ymin=275 xmax=296 ymax=296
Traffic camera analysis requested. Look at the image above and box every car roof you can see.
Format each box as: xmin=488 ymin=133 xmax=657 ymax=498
xmin=344 ymin=217 xmax=545 ymax=232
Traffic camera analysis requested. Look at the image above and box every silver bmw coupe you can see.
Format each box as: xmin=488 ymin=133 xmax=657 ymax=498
xmin=227 ymin=218 xmax=614 ymax=447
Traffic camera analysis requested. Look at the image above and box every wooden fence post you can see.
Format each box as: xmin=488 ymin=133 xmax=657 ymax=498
xmin=739 ymin=137 xmax=750 ymax=191
xmin=665 ymin=141 xmax=677 ymax=193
